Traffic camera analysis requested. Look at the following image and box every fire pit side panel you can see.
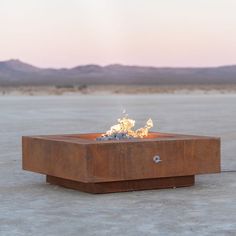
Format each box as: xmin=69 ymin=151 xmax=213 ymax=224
xmin=184 ymin=138 xmax=221 ymax=174
xmin=22 ymin=136 xmax=89 ymax=182
xmin=86 ymin=137 xmax=220 ymax=183
xmin=86 ymin=140 xmax=189 ymax=182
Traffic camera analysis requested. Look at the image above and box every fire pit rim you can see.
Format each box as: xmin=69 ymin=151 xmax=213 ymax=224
xmin=27 ymin=132 xmax=220 ymax=145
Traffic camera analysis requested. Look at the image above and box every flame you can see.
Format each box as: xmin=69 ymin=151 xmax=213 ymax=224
xmin=103 ymin=114 xmax=153 ymax=139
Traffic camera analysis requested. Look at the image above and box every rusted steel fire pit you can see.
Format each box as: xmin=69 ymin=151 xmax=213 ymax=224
xmin=22 ymin=130 xmax=220 ymax=193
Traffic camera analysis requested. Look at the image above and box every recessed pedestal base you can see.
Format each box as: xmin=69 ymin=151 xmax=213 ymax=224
xmin=46 ymin=175 xmax=195 ymax=194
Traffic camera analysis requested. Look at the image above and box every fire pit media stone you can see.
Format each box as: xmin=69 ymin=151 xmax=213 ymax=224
xmin=22 ymin=115 xmax=221 ymax=194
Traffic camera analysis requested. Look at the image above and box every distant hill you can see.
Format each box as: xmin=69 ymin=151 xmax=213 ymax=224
xmin=1 ymin=59 xmax=236 ymax=86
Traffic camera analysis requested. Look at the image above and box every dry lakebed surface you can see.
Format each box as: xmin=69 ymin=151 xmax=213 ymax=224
xmin=0 ymin=93 xmax=236 ymax=236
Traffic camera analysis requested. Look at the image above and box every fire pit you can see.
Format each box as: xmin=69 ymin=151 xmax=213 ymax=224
xmin=22 ymin=115 xmax=220 ymax=193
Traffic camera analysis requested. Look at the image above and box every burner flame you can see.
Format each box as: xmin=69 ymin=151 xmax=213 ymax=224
xmin=97 ymin=114 xmax=154 ymax=141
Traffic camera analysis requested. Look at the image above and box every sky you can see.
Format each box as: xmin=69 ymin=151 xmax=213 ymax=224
xmin=1 ymin=0 xmax=236 ymax=68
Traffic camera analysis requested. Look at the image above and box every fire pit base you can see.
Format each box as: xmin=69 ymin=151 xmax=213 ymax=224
xmin=46 ymin=175 xmax=195 ymax=194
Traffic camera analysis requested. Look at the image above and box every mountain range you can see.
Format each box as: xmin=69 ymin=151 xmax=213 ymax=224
xmin=1 ymin=59 xmax=236 ymax=86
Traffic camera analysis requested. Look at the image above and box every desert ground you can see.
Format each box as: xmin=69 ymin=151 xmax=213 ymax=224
xmin=1 ymin=84 xmax=236 ymax=96
xmin=0 ymin=94 xmax=236 ymax=235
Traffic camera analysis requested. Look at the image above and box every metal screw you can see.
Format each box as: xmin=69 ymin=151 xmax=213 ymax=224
xmin=153 ymin=155 xmax=162 ymax=164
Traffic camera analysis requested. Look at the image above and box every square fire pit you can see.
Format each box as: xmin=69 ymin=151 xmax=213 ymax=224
xmin=22 ymin=132 xmax=220 ymax=193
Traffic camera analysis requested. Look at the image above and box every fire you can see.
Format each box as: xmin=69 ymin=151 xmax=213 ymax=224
xmin=97 ymin=114 xmax=154 ymax=141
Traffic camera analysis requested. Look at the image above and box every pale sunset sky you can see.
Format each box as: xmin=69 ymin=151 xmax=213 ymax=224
xmin=1 ymin=0 xmax=236 ymax=68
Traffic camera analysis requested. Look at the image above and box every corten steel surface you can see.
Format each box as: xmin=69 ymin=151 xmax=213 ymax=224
xmin=22 ymin=132 xmax=221 ymax=193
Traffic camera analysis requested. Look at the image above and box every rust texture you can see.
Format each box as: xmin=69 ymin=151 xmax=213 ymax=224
xmin=22 ymin=132 xmax=221 ymax=193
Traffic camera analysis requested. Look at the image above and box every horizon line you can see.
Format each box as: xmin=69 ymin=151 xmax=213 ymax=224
xmin=1 ymin=58 xmax=236 ymax=70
